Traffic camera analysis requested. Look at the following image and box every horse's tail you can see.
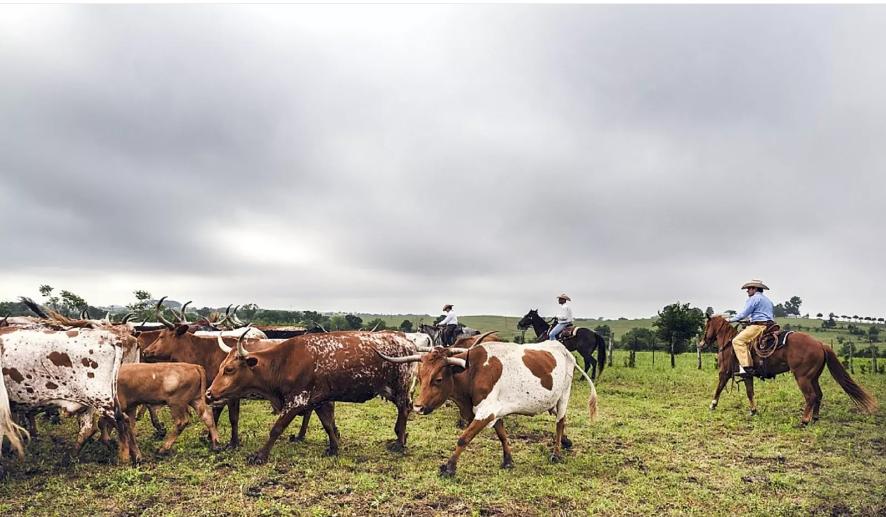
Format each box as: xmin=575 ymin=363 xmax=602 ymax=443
xmin=823 ymin=344 xmax=878 ymax=414
xmin=595 ymin=331 xmax=606 ymax=378
xmin=573 ymin=359 xmax=598 ymax=422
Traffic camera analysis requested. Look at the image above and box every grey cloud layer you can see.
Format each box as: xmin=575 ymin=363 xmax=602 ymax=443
xmin=2 ymin=5 xmax=885 ymax=318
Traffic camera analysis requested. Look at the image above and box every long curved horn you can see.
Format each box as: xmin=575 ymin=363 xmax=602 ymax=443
xmin=217 ymin=334 xmax=233 ymax=354
xmin=156 ymin=296 xmax=176 ymax=330
xmin=470 ymin=331 xmax=495 ymax=348
xmin=230 ymin=305 xmax=242 ymax=327
xmin=80 ymin=308 xmax=88 ymax=319
xmin=416 ymin=346 xmax=435 ymax=353
xmin=179 ymin=301 xmax=192 ymax=324
xmin=103 ymin=311 xmax=111 ymax=325
xmin=448 ymin=347 xmax=470 ymax=354
xmin=140 ymin=316 xmax=149 ymax=327
xmin=318 ymin=325 xmax=328 ymax=333
xmin=1 ymin=314 xmax=8 ymax=327
xmin=216 ymin=305 xmax=233 ymax=327
xmin=236 ymin=326 xmax=251 ymax=358
xmin=445 ymin=356 xmax=467 ymax=369
xmin=376 ymin=350 xmax=423 ymax=363
xmin=371 ymin=322 xmax=381 ymax=332
xmin=120 ymin=313 xmax=134 ymax=324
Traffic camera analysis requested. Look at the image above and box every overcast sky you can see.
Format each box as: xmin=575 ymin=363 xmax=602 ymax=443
xmin=2 ymin=5 xmax=885 ymax=320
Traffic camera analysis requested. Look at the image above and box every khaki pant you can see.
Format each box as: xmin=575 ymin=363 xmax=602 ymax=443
xmin=732 ymin=325 xmax=765 ymax=367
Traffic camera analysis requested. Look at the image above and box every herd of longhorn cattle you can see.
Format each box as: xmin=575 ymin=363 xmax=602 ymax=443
xmin=0 ymin=296 xmax=597 ymax=478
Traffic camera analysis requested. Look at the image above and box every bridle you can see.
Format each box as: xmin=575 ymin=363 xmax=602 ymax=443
xmin=703 ymin=318 xmax=741 ymax=353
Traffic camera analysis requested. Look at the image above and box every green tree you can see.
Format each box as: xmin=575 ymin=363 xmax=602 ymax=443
xmin=773 ymin=303 xmax=787 ymax=318
xmin=433 ymin=315 xmax=445 ymax=325
xmin=593 ymin=324 xmax=612 ymax=341
xmin=127 ymin=290 xmax=154 ymax=321
xmin=653 ymin=302 xmax=705 ymax=367
xmin=345 ymin=314 xmax=363 ymax=330
xmin=329 ymin=315 xmax=350 ymax=331
xmin=399 ymin=320 xmax=414 ymax=333
xmin=39 ymin=284 xmax=60 ymax=312
xmin=869 ymin=326 xmax=880 ymax=343
xmin=59 ymin=290 xmax=88 ymax=318
xmin=784 ymin=296 xmax=802 ymax=317
xmin=239 ymin=303 xmax=260 ymax=320
xmin=364 ymin=318 xmax=387 ymax=331
xmin=621 ymin=327 xmax=655 ymax=350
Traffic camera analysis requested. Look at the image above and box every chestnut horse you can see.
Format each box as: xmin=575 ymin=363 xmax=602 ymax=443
xmin=700 ymin=315 xmax=878 ymax=423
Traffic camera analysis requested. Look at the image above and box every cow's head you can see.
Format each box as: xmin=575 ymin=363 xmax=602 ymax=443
xmin=206 ymin=329 xmax=259 ymax=404
xmin=140 ymin=324 xmax=192 ymax=362
xmin=377 ymin=331 xmax=494 ymax=415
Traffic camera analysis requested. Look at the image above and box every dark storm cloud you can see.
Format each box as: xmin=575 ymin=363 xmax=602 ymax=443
xmin=2 ymin=5 xmax=885 ymax=318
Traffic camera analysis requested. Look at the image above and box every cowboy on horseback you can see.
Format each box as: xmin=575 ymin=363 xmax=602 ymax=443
xmin=437 ymin=304 xmax=459 ymax=347
xmin=729 ymin=279 xmax=775 ymax=378
xmin=549 ymin=294 xmax=574 ymax=341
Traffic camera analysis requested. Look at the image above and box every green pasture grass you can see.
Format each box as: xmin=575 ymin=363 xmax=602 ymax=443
xmin=2 ymin=352 xmax=885 ymax=516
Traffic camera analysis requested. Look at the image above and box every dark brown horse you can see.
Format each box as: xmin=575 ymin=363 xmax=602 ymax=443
xmin=517 ymin=309 xmax=606 ymax=380
xmin=700 ymin=315 xmax=878 ymax=423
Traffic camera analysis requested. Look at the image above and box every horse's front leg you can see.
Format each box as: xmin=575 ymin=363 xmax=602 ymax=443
xmin=710 ymin=371 xmax=730 ymax=410
xmin=743 ymin=377 xmax=757 ymax=416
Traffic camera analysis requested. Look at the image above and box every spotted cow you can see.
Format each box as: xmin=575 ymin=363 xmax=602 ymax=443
xmin=206 ymin=331 xmax=417 ymax=465
xmin=0 ymin=327 xmax=131 ymax=460
xmin=379 ymin=332 xmax=598 ymax=477
xmin=0 ymin=352 xmax=26 ymax=458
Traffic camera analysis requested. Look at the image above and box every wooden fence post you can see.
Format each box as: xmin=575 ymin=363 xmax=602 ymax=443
xmin=670 ymin=336 xmax=676 ymax=368
xmin=872 ymin=341 xmax=879 ymax=374
xmin=697 ymin=340 xmax=702 ymax=370
xmin=607 ymin=337 xmax=613 ymax=367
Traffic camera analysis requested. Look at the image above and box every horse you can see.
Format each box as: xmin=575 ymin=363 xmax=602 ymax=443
xmin=516 ymin=309 xmax=606 ymax=381
xmin=700 ymin=315 xmax=878 ymax=423
xmin=418 ymin=324 xmax=479 ymax=347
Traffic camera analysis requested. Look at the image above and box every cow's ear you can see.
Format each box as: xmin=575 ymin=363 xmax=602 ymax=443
xmin=175 ymin=324 xmax=189 ymax=337
xmin=246 ymin=357 xmax=258 ymax=368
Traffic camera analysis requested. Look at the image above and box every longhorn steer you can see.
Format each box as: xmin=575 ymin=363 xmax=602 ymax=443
xmin=379 ymin=332 xmax=597 ymax=477
xmin=206 ymin=331 xmax=417 ymax=464
xmin=115 ymin=363 xmax=221 ymax=462
xmin=0 ymin=327 xmax=132 ymax=461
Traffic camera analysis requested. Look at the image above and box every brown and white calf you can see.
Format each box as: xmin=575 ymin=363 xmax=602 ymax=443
xmin=0 ymin=327 xmax=132 ymax=461
xmin=114 ymin=363 xmax=221 ymax=462
xmin=206 ymin=331 xmax=417 ymax=465
xmin=379 ymin=332 xmax=598 ymax=477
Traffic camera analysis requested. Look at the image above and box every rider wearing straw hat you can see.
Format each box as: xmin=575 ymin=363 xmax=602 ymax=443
xmin=729 ymin=280 xmax=775 ymax=378
xmin=549 ymin=294 xmax=574 ymax=341
xmin=438 ymin=304 xmax=458 ymax=347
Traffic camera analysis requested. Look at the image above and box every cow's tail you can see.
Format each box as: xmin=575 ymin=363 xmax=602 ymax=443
xmin=573 ymin=359 xmax=598 ymax=422
xmin=824 ymin=344 xmax=879 ymax=414
xmin=0 ymin=359 xmax=28 ymax=456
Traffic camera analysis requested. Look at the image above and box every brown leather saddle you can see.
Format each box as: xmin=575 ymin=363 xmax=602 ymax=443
xmin=558 ymin=324 xmax=579 ymax=341
xmin=747 ymin=322 xmax=792 ymax=378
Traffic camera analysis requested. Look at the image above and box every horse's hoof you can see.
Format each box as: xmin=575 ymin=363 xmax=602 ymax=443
xmin=289 ymin=434 xmax=305 ymax=443
xmin=549 ymin=454 xmax=562 ymax=464
xmin=500 ymin=460 xmax=515 ymax=469
xmin=438 ymin=464 xmax=456 ymax=477
xmin=561 ymin=437 xmax=573 ymax=449
xmin=246 ymin=453 xmax=267 ymax=465
xmin=386 ymin=442 xmax=405 ymax=453
xmin=323 ymin=448 xmax=338 ymax=457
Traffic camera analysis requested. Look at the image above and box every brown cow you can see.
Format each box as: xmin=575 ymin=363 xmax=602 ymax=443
xmin=379 ymin=332 xmax=597 ymax=477
xmin=206 ymin=331 xmax=417 ymax=464
xmin=113 ymin=363 xmax=220 ymax=462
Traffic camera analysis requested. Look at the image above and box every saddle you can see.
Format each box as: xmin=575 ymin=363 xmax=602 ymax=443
xmin=558 ymin=324 xmax=579 ymax=341
xmin=746 ymin=322 xmax=792 ymax=379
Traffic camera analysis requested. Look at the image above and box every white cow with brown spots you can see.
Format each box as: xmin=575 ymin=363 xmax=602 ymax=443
xmin=378 ymin=332 xmax=598 ymax=477
xmin=0 ymin=327 xmax=132 ymax=461
xmin=1 ymin=353 xmax=27 ymax=459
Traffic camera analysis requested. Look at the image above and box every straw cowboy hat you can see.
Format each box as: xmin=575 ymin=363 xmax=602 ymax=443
xmin=740 ymin=279 xmax=769 ymax=291
xmin=442 ymin=304 xmax=453 ymax=311
xmin=556 ymin=294 xmax=571 ymax=301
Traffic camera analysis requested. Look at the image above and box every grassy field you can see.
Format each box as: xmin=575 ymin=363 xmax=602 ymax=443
xmin=362 ymin=314 xmax=885 ymax=349
xmin=2 ymin=352 xmax=885 ymax=516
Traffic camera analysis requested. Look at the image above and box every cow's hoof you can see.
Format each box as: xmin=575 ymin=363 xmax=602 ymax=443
xmin=289 ymin=434 xmax=305 ymax=443
xmin=549 ymin=454 xmax=561 ymax=464
xmin=323 ymin=447 xmax=338 ymax=457
xmin=386 ymin=442 xmax=405 ymax=453
xmin=228 ymin=439 xmax=241 ymax=449
xmin=749 ymin=408 xmax=758 ymax=416
xmin=561 ymin=437 xmax=573 ymax=449
xmin=812 ymin=416 xmax=820 ymax=423
xmin=156 ymin=448 xmax=172 ymax=457
xmin=709 ymin=404 xmax=716 ymax=411
xmin=60 ymin=452 xmax=72 ymax=468
xmin=153 ymin=428 xmax=167 ymax=439
xmin=500 ymin=460 xmax=515 ymax=469
xmin=247 ymin=453 xmax=267 ymax=465
xmin=455 ymin=420 xmax=467 ymax=429
xmin=210 ymin=443 xmax=224 ymax=453
xmin=438 ymin=465 xmax=456 ymax=478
